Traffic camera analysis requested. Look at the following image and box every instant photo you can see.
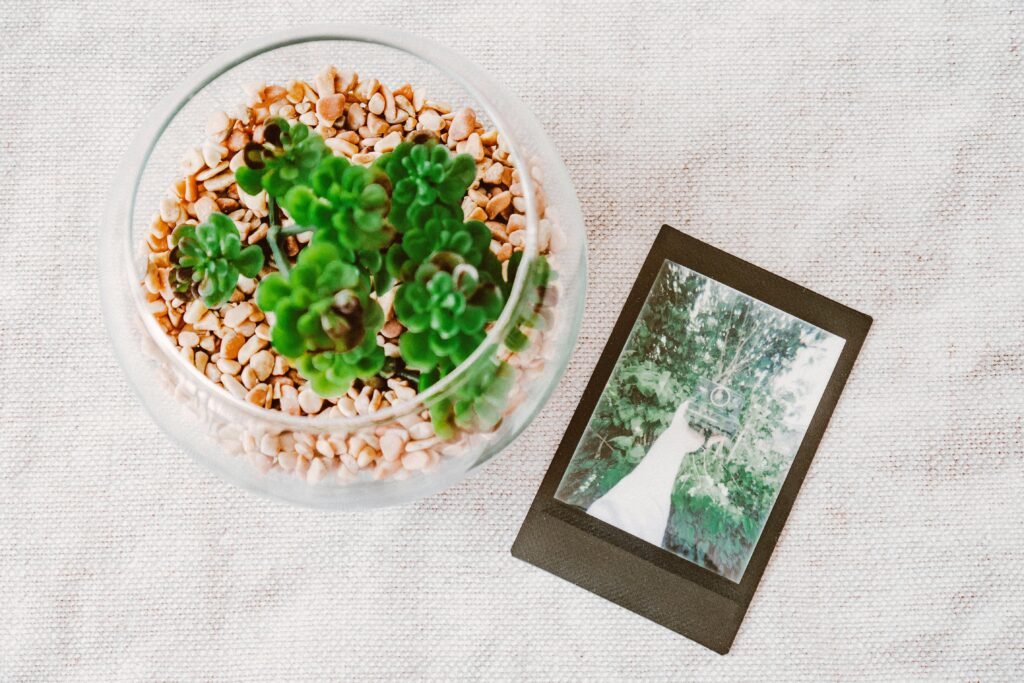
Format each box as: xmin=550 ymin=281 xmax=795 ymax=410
xmin=513 ymin=225 xmax=870 ymax=653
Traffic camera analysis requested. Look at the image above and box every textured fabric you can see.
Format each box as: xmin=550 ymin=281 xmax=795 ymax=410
xmin=2 ymin=2 xmax=1023 ymax=680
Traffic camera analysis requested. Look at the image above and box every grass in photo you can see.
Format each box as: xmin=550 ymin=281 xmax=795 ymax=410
xmin=555 ymin=260 xmax=844 ymax=582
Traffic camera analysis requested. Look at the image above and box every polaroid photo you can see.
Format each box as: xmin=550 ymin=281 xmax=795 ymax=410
xmin=512 ymin=225 xmax=871 ymax=654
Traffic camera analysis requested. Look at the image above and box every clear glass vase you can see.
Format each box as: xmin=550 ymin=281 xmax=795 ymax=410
xmin=100 ymin=26 xmax=587 ymax=508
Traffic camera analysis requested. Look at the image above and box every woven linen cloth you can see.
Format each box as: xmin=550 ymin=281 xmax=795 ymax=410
xmin=2 ymin=2 xmax=1023 ymax=680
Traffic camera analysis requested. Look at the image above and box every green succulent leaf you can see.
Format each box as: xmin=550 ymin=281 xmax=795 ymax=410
xmin=168 ymin=213 xmax=264 ymax=308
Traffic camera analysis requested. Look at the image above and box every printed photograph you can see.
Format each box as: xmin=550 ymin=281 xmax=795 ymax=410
xmin=555 ymin=260 xmax=845 ymax=582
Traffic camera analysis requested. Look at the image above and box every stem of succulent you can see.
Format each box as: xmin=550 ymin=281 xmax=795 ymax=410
xmin=280 ymin=225 xmax=313 ymax=236
xmin=265 ymin=194 xmax=290 ymax=277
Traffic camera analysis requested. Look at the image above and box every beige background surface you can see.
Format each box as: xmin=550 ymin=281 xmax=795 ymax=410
xmin=2 ymin=1 xmax=1023 ymax=680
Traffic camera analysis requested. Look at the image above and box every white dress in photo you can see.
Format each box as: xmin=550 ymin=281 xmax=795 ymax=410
xmin=586 ymin=400 xmax=707 ymax=547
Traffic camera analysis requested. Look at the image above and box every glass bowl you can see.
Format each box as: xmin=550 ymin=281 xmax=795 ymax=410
xmin=100 ymin=26 xmax=586 ymax=509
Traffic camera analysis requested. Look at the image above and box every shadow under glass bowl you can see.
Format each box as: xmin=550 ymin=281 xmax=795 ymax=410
xmin=100 ymin=26 xmax=587 ymax=509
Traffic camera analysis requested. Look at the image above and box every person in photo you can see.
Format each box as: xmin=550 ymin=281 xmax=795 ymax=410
xmin=586 ymin=399 xmax=728 ymax=547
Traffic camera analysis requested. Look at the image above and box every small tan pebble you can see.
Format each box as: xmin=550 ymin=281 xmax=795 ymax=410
xmin=193 ymin=196 xmax=218 ymax=223
xmin=481 ymin=162 xmax=505 ymax=185
xmin=196 ymin=161 xmax=228 ymax=182
xmin=225 ymin=128 xmax=247 ymax=153
xmin=245 ymin=383 xmax=269 ymax=406
xmin=217 ymin=357 xmax=242 ymax=375
xmin=193 ymin=312 xmax=220 ymax=333
xmin=357 ymin=446 xmax=377 ymax=468
xmin=222 ymin=302 xmax=252 ymax=329
xmin=352 ymin=152 xmax=379 ymax=165
xmin=405 ymin=436 xmax=440 ymax=453
xmin=205 ymin=363 xmax=222 ymax=382
xmin=486 ymin=191 xmax=512 ymax=219
xmin=279 ymin=385 xmax=301 ymax=415
xmin=393 ymin=383 xmax=417 ymax=402
xmin=486 ymin=221 xmax=507 ymax=241
xmin=468 ymin=187 xmax=489 ymax=207
xmin=199 ymin=334 xmax=216 ymax=352
xmin=203 ymin=172 xmax=234 ymax=193
xmin=262 ymin=84 xmax=287 ymax=104
xmin=408 ymin=421 xmax=435 ymax=440
xmin=203 ymin=111 xmax=230 ymax=140
xmin=183 ymin=299 xmax=208 ymax=325
xmin=401 ymin=450 xmax=430 ymax=471
xmin=220 ymin=331 xmax=244 ymax=360
xmin=315 ymin=437 xmax=335 ymax=458
xmin=249 ymin=350 xmax=274 ymax=381
xmin=417 ymin=109 xmax=442 ymax=132
xmin=507 ymin=213 xmax=525 ymax=233
xmin=346 ymin=103 xmax=366 ymax=130
xmin=326 ymin=137 xmax=358 ymax=157
xmin=181 ymin=147 xmax=204 ymax=176
xmin=221 ymin=373 xmax=247 ymax=399
xmin=374 ymin=131 xmax=402 ymax=154
xmin=159 ymin=197 xmax=181 ymax=223
xmin=316 ymin=93 xmax=346 ymax=122
xmin=508 ymin=230 xmax=525 ymax=248
xmin=307 ymin=457 xmax=328 ymax=483
xmin=299 ymin=111 xmax=318 ymax=127
xmin=314 ymin=66 xmax=337 ymax=98
xmin=236 ymin=335 xmax=267 ymax=365
xmin=297 ymin=389 xmax=324 ymax=415
xmin=466 ymin=206 xmax=487 ymax=222
xmin=195 ymin=350 xmax=209 ymax=374
xmin=249 ymin=452 xmax=274 ymax=475
xmin=447 ymin=108 xmax=477 ymax=142
xmin=336 ymin=395 xmax=357 ymax=417
xmin=277 ymin=451 xmax=297 ymax=471
xmin=380 ymin=431 xmax=406 ymax=462
xmin=380 ymin=319 xmax=403 ymax=339
xmin=240 ymin=365 xmax=259 ymax=390
xmin=259 ymin=433 xmax=281 ymax=457
xmin=480 ymin=129 xmax=499 ymax=145
xmin=462 ymin=133 xmax=484 ymax=161
xmin=177 ymin=330 xmax=200 ymax=349
xmin=366 ymin=112 xmax=389 ymax=137
xmin=496 ymin=242 xmax=513 ymax=261
xmin=367 ymin=92 xmax=385 ymax=115
xmin=146 ymin=298 xmax=167 ymax=316
xmin=273 ymin=355 xmax=289 ymax=376
xmin=179 ymin=345 xmax=195 ymax=365
xmin=201 ymin=141 xmax=227 ymax=168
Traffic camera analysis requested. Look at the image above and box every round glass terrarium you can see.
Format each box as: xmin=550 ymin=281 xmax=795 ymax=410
xmin=100 ymin=26 xmax=586 ymax=508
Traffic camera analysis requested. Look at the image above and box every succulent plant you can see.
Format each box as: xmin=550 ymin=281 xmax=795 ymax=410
xmin=282 ymin=155 xmax=394 ymax=252
xmin=256 ymin=242 xmax=384 ymax=396
xmin=384 ymin=203 xmax=494 ymax=281
xmin=394 ymin=252 xmax=504 ymax=384
xmin=236 ymin=118 xmax=329 ymax=198
xmin=426 ymin=357 xmax=516 ymax=440
xmin=374 ymin=136 xmax=477 ymax=232
xmin=169 ymin=213 xmax=264 ymax=308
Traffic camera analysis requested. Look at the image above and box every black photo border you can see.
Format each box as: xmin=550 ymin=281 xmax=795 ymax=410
xmin=512 ymin=224 xmax=872 ymax=654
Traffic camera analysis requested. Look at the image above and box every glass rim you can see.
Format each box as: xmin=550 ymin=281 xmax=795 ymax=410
xmin=110 ymin=25 xmax=545 ymax=431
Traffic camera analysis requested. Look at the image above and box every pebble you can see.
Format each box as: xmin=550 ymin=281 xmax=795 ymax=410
xmin=249 ymin=350 xmax=274 ymax=381
xmin=297 ymin=389 xmax=324 ymax=414
xmin=237 ymin=335 xmax=267 ymax=365
xmin=447 ymin=107 xmax=477 ymax=142
xmin=401 ymin=450 xmax=430 ymax=471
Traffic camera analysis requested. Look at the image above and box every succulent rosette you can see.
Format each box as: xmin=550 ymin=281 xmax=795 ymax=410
xmin=394 ymin=252 xmax=504 ymax=387
xmin=385 ymin=203 xmax=494 ymax=281
xmin=283 ymin=155 xmax=394 ymax=252
xmin=374 ymin=137 xmax=477 ymax=232
xmin=169 ymin=212 xmax=264 ymax=308
xmin=256 ymin=242 xmax=384 ymax=396
xmin=235 ymin=118 xmax=329 ymax=197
